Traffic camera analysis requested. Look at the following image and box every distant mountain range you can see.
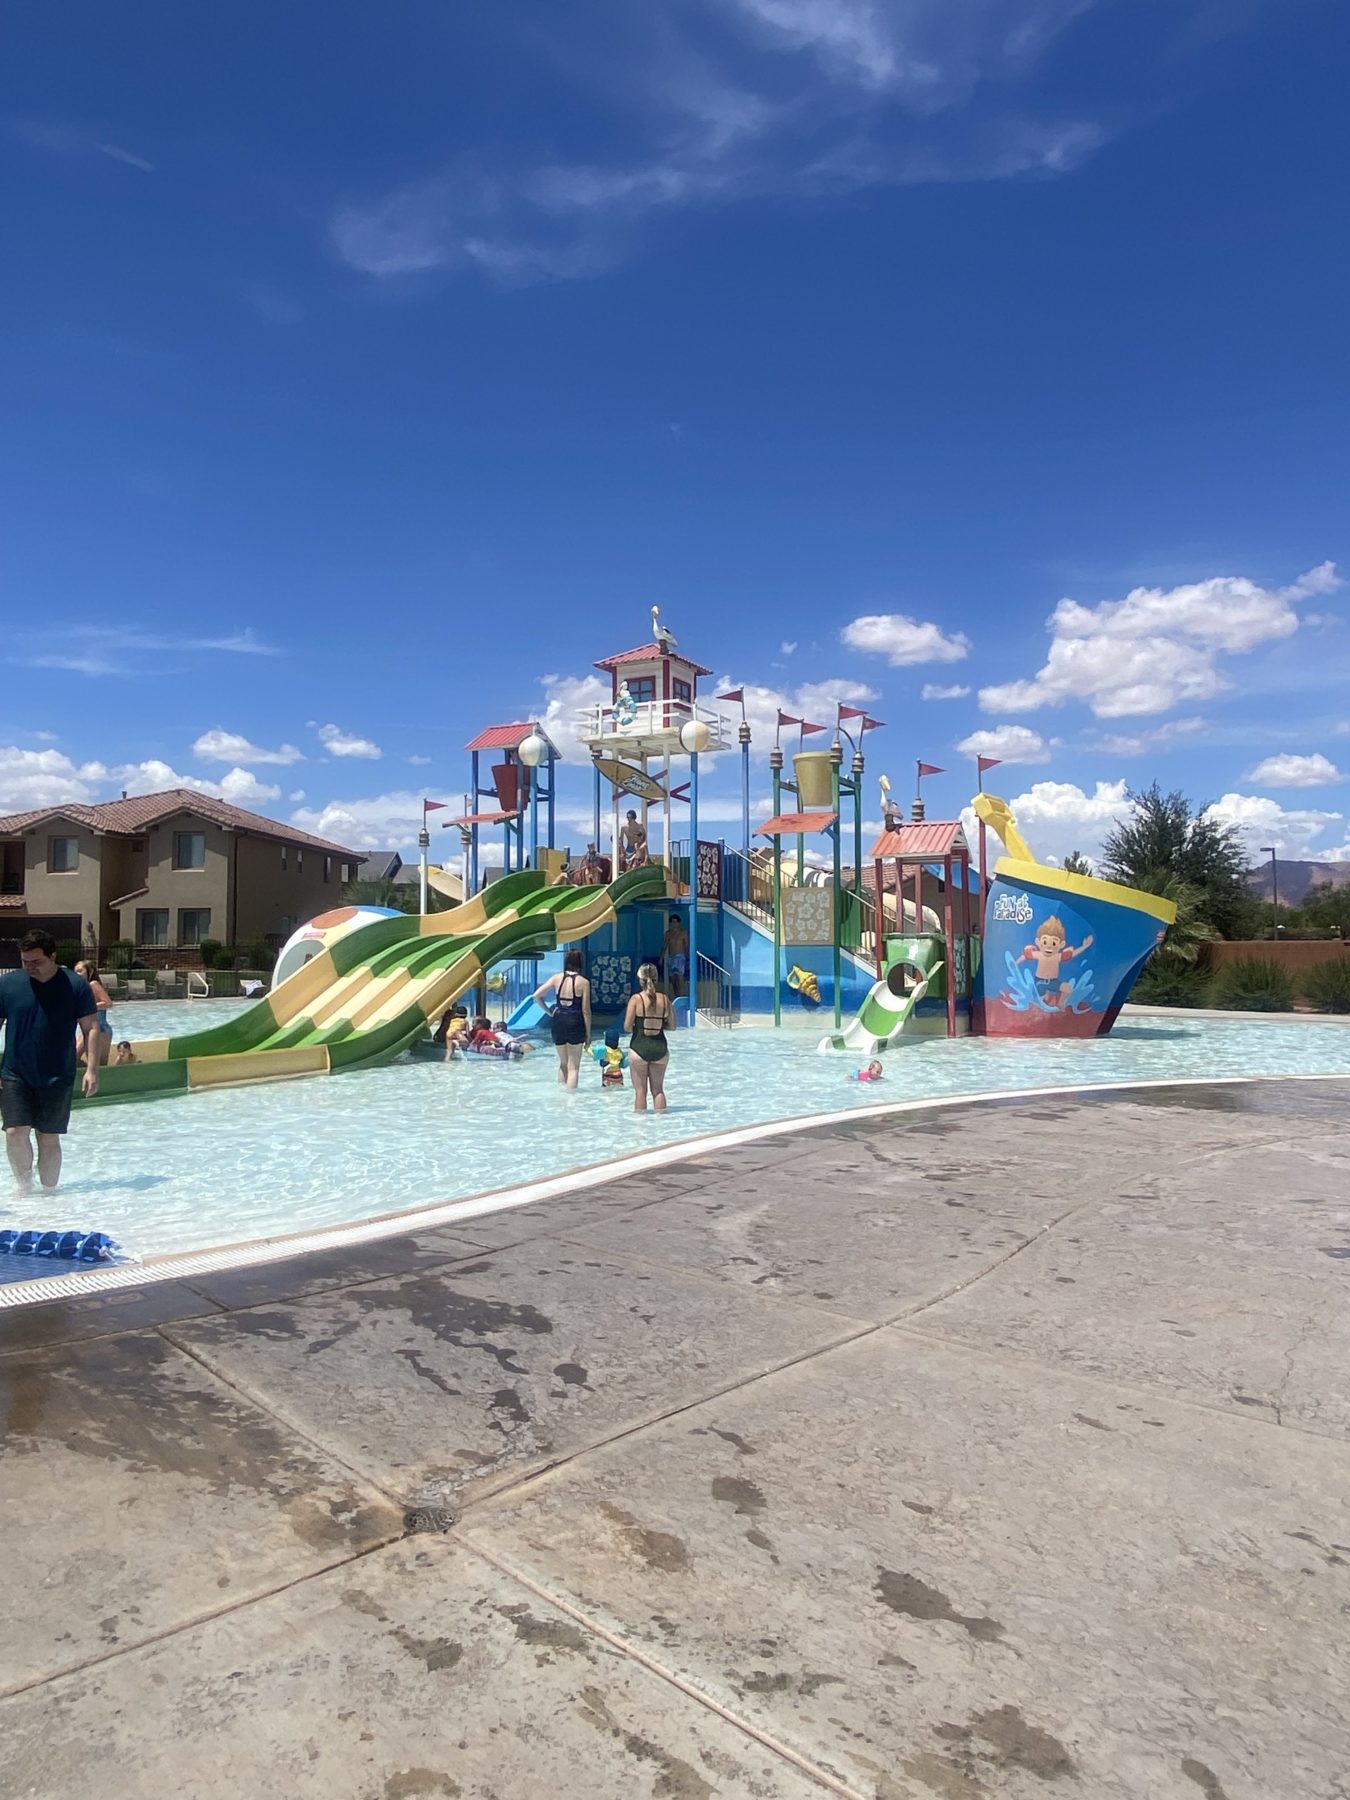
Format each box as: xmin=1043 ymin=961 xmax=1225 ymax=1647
xmin=1246 ymin=859 xmax=1350 ymax=905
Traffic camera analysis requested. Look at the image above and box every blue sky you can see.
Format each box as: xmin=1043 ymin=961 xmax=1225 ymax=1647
xmin=4 ymin=0 xmax=1348 ymax=869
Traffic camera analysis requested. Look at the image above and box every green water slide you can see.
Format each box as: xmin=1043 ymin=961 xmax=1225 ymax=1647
xmin=817 ymin=937 xmax=946 ymax=1056
xmin=81 ymin=864 xmax=667 ymax=1106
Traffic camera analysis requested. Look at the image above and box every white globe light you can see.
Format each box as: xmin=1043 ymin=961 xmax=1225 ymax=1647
xmin=518 ymin=732 xmax=547 ymax=768
xmin=679 ymin=719 xmax=711 ymax=754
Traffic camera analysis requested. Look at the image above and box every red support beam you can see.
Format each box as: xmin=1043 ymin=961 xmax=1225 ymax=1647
xmin=943 ymin=855 xmax=957 ymax=1039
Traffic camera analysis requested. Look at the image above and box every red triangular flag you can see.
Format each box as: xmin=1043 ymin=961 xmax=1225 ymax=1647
xmin=716 ymin=688 xmax=744 ymax=704
xmin=777 ymin=711 xmax=800 ymax=728
xmin=837 ymin=704 xmax=870 ymax=721
xmin=917 ymin=763 xmax=945 ymax=778
xmin=423 ymin=800 xmax=449 ymax=811
xmin=977 ymin=755 xmax=1002 ymax=773
xmin=862 ymin=716 xmax=885 ymax=732
xmin=799 ymin=720 xmax=827 ymax=736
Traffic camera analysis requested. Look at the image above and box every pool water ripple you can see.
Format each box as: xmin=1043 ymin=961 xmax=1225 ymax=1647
xmin=6 ymin=1001 xmax=1350 ymax=1261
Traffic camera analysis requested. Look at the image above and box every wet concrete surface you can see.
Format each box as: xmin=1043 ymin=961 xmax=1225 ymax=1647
xmin=1 ymin=1079 xmax=1347 ymax=1798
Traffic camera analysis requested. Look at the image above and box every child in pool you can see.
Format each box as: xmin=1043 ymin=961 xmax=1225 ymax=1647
xmin=850 ymin=1059 xmax=884 ymax=1083
xmin=113 ymin=1040 xmax=137 ymax=1065
xmin=591 ymin=1024 xmax=628 ymax=1088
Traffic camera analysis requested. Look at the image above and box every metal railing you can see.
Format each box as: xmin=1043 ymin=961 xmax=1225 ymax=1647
xmin=695 ymin=951 xmax=738 ymax=1027
xmin=575 ymin=698 xmax=730 ymax=749
xmin=721 ymin=846 xmax=774 ymax=928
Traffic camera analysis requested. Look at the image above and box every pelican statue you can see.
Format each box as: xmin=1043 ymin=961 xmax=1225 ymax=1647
xmin=652 ymin=603 xmax=677 ymax=650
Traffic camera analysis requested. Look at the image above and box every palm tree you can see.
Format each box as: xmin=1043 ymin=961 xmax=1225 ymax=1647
xmin=1132 ymin=872 xmax=1216 ymax=966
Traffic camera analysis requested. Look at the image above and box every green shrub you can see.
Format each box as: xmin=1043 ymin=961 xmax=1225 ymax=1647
xmin=1210 ymin=956 xmax=1295 ymax=1012
xmin=106 ymin=940 xmax=134 ymax=970
xmin=245 ymin=939 xmax=271 ymax=970
xmin=198 ymin=939 xmax=223 ymax=968
xmin=1301 ymin=958 xmax=1350 ymax=1013
xmin=1132 ymin=958 xmax=1210 ymax=1008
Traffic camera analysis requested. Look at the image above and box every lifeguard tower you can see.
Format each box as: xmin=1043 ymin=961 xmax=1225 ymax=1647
xmin=577 ymin=607 xmax=731 ymax=872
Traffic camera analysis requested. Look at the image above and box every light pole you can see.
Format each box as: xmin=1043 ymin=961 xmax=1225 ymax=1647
xmin=1260 ymin=845 xmax=1279 ymax=938
xmin=679 ymin=717 xmax=711 ymax=1028
xmin=518 ymin=728 xmax=548 ymax=871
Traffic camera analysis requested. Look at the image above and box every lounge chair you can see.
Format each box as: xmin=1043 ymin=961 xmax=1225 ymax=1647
xmin=127 ymin=979 xmax=148 ymax=998
xmin=154 ymin=969 xmax=182 ymax=995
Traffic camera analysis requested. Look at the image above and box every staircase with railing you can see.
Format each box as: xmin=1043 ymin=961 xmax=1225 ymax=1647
xmin=694 ymin=951 xmax=738 ymax=1027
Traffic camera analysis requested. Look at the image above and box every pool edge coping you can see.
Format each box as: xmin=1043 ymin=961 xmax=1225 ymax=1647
xmin=2 ymin=1069 xmax=1346 ymax=1313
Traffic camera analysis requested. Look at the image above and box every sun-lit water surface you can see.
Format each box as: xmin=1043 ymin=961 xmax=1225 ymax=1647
xmin=6 ymin=1000 xmax=1349 ymax=1261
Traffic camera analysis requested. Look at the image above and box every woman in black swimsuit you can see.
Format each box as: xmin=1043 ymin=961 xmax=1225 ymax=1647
xmin=532 ymin=949 xmax=592 ymax=1089
xmin=623 ymin=961 xmax=671 ymax=1115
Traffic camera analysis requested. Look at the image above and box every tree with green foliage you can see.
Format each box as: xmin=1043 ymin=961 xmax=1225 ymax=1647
xmin=339 ymin=876 xmax=452 ymax=916
xmin=1099 ymin=782 xmax=1257 ymax=939
xmin=1061 ymin=849 xmax=1093 ymax=875
xmin=1300 ymin=881 xmax=1350 ymax=936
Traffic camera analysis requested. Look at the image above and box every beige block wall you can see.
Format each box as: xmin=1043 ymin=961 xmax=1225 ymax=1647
xmin=232 ymin=834 xmax=356 ymax=945
xmin=131 ymin=816 xmax=232 ymax=945
xmin=18 ymin=823 xmax=103 ymax=936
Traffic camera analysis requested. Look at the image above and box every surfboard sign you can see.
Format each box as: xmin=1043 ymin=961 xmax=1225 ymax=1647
xmin=594 ymin=757 xmax=667 ymax=804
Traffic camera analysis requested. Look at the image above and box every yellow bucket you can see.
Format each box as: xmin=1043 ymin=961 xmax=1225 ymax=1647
xmin=793 ymin=750 xmax=836 ymax=809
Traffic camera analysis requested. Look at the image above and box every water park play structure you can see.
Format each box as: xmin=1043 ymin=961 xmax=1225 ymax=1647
xmin=72 ymin=609 xmax=1175 ymax=1110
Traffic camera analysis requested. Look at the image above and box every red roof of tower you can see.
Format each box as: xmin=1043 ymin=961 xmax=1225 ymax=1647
xmin=463 ymin=721 xmax=535 ymax=753
xmin=869 ymin=820 xmax=969 ymax=859
xmin=594 ymin=643 xmax=714 ymax=677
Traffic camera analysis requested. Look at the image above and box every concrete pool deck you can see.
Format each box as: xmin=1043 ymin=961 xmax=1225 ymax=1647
xmin=2 ymin=1079 xmax=1348 ymax=1799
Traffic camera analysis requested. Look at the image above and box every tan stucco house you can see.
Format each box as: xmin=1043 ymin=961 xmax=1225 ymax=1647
xmin=0 ymin=789 xmax=364 ymax=954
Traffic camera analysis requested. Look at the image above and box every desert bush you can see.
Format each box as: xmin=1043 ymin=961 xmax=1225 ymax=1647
xmin=1131 ymin=959 xmax=1210 ymax=1008
xmin=1301 ymin=958 xmax=1350 ymax=1013
xmin=1210 ymin=956 xmax=1295 ymax=1012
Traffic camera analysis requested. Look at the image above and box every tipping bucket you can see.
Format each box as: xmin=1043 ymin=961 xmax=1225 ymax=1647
xmin=793 ymin=750 xmax=835 ymax=808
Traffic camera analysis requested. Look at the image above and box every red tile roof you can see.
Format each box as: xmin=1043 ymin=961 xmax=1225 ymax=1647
xmin=594 ymin=643 xmax=714 ymax=677
xmin=756 ymin=811 xmax=838 ymax=838
xmin=0 ymin=790 xmax=364 ymax=860
xmin=463 ymin=721 xmax=535 ymax=753
xmin=869 ymin=820 xmax=969 ymax=859
xmin=447 ymin=810 xmax=515 ymax=826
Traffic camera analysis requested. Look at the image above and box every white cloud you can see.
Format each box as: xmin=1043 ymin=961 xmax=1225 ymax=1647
xmin=1243 ymin=752 xmax=1344 ymax=789
xmin=313 ymin=723 xmax=382 ymax=760
xmin=0 ymin=747 xmax=105 ymax=814
xmin=1209 ymin=793 xmax=1343 ymax=861
xmin=192 ymin=728 xmax=303 ymax=766
xmin=922 ymin=682 xmax=970 ymax=701
xmin=980 ymin=563 xmax=1341 ymax=719
xmin=288 ymin=789 xmax=306 ymax=803
xmin=329 ymin=5 xmax=1104 ymax=286
xmin=1090 ymin=717 xmax=1206 ymax=756
xmin=10 ymin=625 xmax=281 ymax=678
xmin=779 ymin=640 xmax=798 ymax=656
xmin=11 ymin=118 xmax=155 ymax=173
xmin=113 ymin=761 xmax=282 ymax=808
xmin=407 ymin=754 xmax=432 ymax=766
xmin=963 ymin=778 xmax=1132 ymax=869
xmin=290 ymin=792 xmax=434 ymax=853
xmin=955 ymin=725 xmax=1050 ymax=765
xmin=537 ymin=672 xmax=612 ymax=764
xmin=842 ymin=613 xmax=970 ymax=666
xmin=706 ymin=674 xmax=878 ymax=753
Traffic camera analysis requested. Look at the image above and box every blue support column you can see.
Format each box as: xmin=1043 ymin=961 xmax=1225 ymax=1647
xmin=469 ymin=751 xmax=481 ymax=895
xmin=688 ymin=749 xmax=699 ymax=1031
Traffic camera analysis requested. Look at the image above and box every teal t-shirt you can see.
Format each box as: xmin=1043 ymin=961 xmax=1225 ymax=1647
xmin=0 ymin=968 xmax=96 ymax=1089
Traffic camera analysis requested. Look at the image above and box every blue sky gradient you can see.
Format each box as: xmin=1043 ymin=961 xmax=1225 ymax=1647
xmin=3 ymin=0 xmax=1347 ymax=866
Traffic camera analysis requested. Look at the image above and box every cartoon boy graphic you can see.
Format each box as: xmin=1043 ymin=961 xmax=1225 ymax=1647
xmin=1018 ymin=915 xmax=1094 ymax=1009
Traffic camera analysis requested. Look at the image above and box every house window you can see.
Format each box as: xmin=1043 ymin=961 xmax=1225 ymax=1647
xmin=625 ymin=676 xmax=656 ymax=705
xmin=672 ymin=678 xmax=692 ymax=705
xmin=297 ymin=848 xmax=303 ymax=874
xmin=173 ymin=831 xmax=206 ymax=870
xmin=178 ymin=908 xmax=211 ymax=947
xmin=281 ymin=844 xmax=287 ymax=871
xmin=323 ymin=855 xmax=331 ymax=883
xmin=49 ymin=836 xmax=79 ymax=873
xmin=137 ymin=909 xmax=170 ymax=947
xmin=340 ymin=862 xmax=351 ymax=883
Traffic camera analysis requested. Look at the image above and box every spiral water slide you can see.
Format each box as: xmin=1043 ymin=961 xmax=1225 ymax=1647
xmin=83 ymin=865 xmax=668 ymax=1105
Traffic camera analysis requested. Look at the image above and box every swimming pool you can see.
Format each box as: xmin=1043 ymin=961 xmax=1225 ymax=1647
xmin=5 ymin=999 xmax=1350 ymax=1267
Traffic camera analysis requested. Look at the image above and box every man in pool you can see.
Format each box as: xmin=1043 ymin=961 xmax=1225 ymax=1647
xmin=0 ymin=929 xmax=99 ymax=1192
xmin=662 ymin=912 xmax=689 ymax=1000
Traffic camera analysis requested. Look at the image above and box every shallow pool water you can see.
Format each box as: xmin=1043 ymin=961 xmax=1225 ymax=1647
xmin=7 ymin=1001 xmax=1350 ymax=1261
